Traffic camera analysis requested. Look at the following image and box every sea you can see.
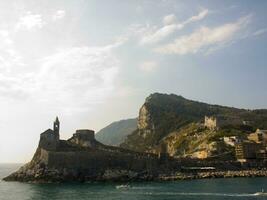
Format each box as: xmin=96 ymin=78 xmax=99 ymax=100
xmin=1 ymin=164 xmax=267 ymax=200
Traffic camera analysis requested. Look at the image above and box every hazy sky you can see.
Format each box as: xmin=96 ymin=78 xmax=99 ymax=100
xmin=0 ymin=0 xmax=267 ymax=163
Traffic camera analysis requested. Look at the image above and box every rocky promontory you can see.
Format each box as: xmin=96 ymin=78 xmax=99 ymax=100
xmin=3 ymin=118 xmax=173 ymax=182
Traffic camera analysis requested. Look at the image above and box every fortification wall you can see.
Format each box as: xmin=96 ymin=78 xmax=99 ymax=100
xmin=46 ymin=149 xmax=161 ymax=173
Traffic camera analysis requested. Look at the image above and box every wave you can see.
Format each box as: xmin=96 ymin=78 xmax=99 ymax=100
xmin=153 ymin=192 xmax=258 ymax=197
xmin=116 ymin=190 xmax=261 ymax=197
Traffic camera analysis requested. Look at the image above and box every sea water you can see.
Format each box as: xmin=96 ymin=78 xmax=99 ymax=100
xmin=1 ymin=163 xmax=267 ymax=200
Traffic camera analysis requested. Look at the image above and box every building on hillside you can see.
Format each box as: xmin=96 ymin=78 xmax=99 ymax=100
xmin=204 ymin=115 xmax=243 ymax=130
xmin=68 ymin=129 xmax=96 ymax=148
xmin=248 ymin=129 xmax=267 ymax=143
xmin=256 ymin=149 xmax=267 ymax=160
xmin=223 ymin=136 xmax=240 ymax=147
xmin=39 ymin=117 xmax=60 ymax=150
xmin=235 ymin=141 xmax=262 ymax=162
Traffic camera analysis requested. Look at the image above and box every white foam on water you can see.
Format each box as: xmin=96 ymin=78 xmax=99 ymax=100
xmin=115 ymin=190 xmax=261 ymax=197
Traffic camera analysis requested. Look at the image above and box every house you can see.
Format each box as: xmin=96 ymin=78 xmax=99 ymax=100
xmin=248 ymin=129 xmax=267 ymax=143
xmin=223 ymin=136 xmax=240 ymax=147
xmin=235 ymin=141 xmax=262 ymax=162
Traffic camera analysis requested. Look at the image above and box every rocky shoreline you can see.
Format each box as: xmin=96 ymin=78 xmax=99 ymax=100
xmin=158 ymin=169 xmax=267 ymax=181
xmin=4 ymin=167 xmax=267 ymax=183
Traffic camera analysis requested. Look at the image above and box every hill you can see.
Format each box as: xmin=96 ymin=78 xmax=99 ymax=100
xmin=158 ymin=122 xmax=244 ymax=159
xmin=96 ymin=118 xmax=137 ymax=146
xmin=120 ymin=93 xmax=267 ymax=154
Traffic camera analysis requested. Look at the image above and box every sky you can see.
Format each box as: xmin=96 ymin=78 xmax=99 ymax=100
xmin=0 ymin=0 xmax=267 ymax=163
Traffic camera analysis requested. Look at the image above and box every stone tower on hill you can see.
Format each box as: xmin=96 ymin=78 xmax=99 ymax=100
xmin=204 ymin=115 xmax=243 ymax=130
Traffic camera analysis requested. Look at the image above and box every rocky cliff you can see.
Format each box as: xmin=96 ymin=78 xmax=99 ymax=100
xmin=120 ymin=93 xmax=267 ymax=155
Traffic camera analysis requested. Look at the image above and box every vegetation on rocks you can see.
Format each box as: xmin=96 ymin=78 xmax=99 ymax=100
xmin=121 ymin=93 xmax=267 ymax=158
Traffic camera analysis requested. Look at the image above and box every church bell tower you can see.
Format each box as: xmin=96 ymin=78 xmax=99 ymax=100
xmin=53 ymin=116 xmax=60 ymax=138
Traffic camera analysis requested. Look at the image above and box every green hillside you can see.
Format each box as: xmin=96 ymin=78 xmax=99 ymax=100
xmin=96 ymin=118 xmax=137 ymax=146
xmin=120 ymin=93 xmax=267 ymax=153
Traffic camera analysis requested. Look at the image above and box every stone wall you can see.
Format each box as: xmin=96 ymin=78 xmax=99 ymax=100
xmin=39 ymin=129 xmax=59 ymax=151
xmin=46 ymin=148 xmax=161 ymax=174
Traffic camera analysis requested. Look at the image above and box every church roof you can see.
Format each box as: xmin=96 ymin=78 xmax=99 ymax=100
xmin=41 ymin=129 xmax=54 ymax=135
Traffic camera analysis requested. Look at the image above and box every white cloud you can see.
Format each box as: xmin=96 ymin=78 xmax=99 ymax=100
xmin=0 ymin=30 xmax=13 ymax=45
xmin=163 ymin=14 xmax=177 ymax=25
xmin=52 ymin=10 xmax=66 ymax=21
xmin=185 ymin=9 xmax=209 ymax=24
xmin=253 ymin=28 xmax=267 ymax=36
xmin=16 ymin=12 xmax=44 ymax=30
xmin=155 ymin=15 xmax=251 ymax=55
xmin=127 ymin=23 xmax=156 ymax=38
xmin=0 ymin=73 xmax=31 ymax=99
xmin=140 ymin=9 xmax=209 ymax=45
xmin=0 ymin=43 xmax=121 ymax=114
xmin=140 ymin=24 xmax=181 ymax=45
xmin=0 ymin=30 xmax=24 ymax=72
xmin=35 ymin=46 xmax=119 ymax=113
xmin=139 ymin=61 xmax=158 ymax=72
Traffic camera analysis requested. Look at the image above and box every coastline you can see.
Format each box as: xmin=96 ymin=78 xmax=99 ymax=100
xmin=158 ymin=169 xmax=267 ymax=181
xmin=3 ymin=168 xmax=267 ymax=183
xmin=3 ymin=116 xmax=267 ymax=184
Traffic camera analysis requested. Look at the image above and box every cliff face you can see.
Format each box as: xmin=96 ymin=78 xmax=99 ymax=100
xmin=138 ymin=105 xmax=152 ymax=130
xmin=121 ymin=93 xmax=267 ymax=154
xmin=137 ymin=104 xmax=155 ymax=137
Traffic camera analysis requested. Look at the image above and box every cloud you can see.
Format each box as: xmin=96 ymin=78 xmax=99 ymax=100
xmin=0 ymin=30 xmax=13 ymax=45
xmin=35 ymin=46 xmax=119 ymax=113
xmin=139 ymin=61 xmax=158 ymax=72
xmin=185 ymin=9 xmax=209 ymax=24
xmin=140 ymin=9 xmax=209 ymax=45
xmin=0 ymin=30 xmax=24 ymax=72
xmin=140 ymin=24 xmax=180 ymax=45
xmin=154 ymin=15 xmax=251 ymax=55
xmin=163 ymin=14 xmax=177 ymax=25
xmin=0 ymin=42 xmax=121 ymax=114
xmin=52 ymin=10 xmax=66 ymax=21
xmin=0 ymin=73 xmax=31 ymax=99
xmin=16 ymin=12 xmax=44 ymax=30
xmin=253 ymin=28 xmax=267 ymax=36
